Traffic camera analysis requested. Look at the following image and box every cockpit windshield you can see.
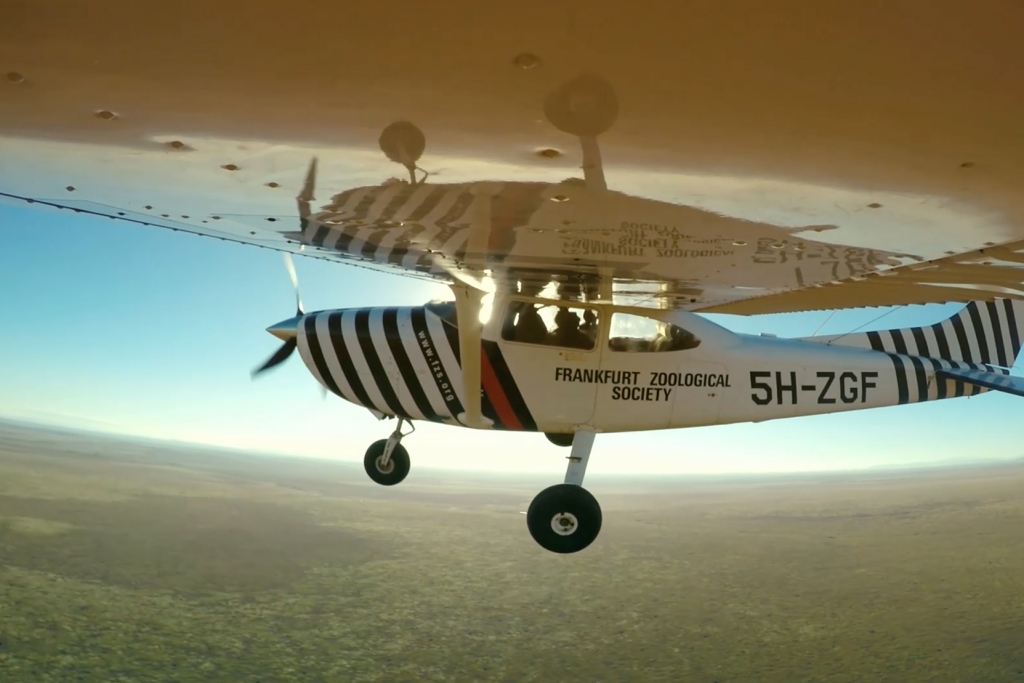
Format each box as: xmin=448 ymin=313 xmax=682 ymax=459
xmin=607 ymin=312 xmax=700 ymax=352
xmin=501 ymin=302 xmax=599 ymax=351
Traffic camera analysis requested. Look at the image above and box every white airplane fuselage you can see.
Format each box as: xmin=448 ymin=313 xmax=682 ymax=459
xmin=292 ymin=296 xmax=1022 ymax=435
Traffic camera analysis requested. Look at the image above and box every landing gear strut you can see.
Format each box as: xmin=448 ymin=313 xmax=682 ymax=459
xmin=527 ymin=430 xmax=602 ymax=553
xmin=364 ymin=418 xmax=413 ymax=486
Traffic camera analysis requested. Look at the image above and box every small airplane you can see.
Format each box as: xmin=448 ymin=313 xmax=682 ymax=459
xmin=253 ymin=266 xmax=1024 ymax=553
xmin=243 ymin=73 xmax=1024 ymax=553
xmin=6 ymin=51 xmax=1024 ymax=554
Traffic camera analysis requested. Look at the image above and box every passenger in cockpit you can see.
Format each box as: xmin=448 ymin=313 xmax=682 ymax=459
xmin=580 ymin=309 xmax=599 ymax=342
xmin=514 ymin=304 xmax=548 ymax=344
xmin=549 ymin=308 xmax=593 ymax=350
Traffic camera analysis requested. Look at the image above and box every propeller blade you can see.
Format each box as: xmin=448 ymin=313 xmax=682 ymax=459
xmin=253 ymin=163 xmax=314 ymax=380
xmin=297 ymin=157 xmax=318 ymax=221
xmin=251 ymin=338 xmax=297 ymax=378
xmin=282 ymin=252 xmax=303 ymax=315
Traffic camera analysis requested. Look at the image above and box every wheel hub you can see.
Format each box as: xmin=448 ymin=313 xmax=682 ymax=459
xmin=550 ymin=511 xmax=579 ymax=536
xmin=375 ymin=456 xmax=394 ymax=474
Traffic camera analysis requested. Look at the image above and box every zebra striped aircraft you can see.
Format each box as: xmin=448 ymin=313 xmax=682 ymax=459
xmin=255 ymin=278 xmax=1024 ymax=553
xmin=7 ymin=27 xmax=1024 ymax=554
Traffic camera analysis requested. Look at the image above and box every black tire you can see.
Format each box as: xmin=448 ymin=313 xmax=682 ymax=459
xmin=364 ymin=439 xmax=410 ymax=486
xmin=527 ymin=484 xmax=602 ymax=554
xmin=545 ymin=433 xmax=574 ymax=448
xmin=378 ymin=121 xmax=426 ymax=166
xmin=543 ymin=74 xmax=619 ymax=138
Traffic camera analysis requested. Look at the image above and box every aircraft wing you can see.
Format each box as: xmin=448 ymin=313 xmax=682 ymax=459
xmin=935 ymin=369 xmax=1024 ymax=399
xmin=699 ymin=239 xmax=1024 ymax=315
xmin=3 ymin=1 xmax=1024 ymax=313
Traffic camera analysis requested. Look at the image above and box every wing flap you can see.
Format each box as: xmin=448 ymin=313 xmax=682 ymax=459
xmin=935 ymin=368 xmax=1024 ymax=399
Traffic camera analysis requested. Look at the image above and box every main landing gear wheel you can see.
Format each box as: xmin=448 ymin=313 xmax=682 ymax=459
xmin=528 ymin=430 xmax=601 ymax=553
xmin=543 ymin=74 xmax=619 ymax=138
xmin=527 ymin=484 xmax=602 ymax=554
xmin=364 ymin=440 xmax=410 ymax=486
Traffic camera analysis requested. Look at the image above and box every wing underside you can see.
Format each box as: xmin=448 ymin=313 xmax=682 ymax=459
xmin=7 ymin=182 xmax=1024 ymax=315
xmin=699 ymin=240 xmax=1024 ymax=315
xmin=4 ymin=23 xmax=1024 ymax=317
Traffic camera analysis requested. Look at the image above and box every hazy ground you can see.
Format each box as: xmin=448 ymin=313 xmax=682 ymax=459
xmin=1 ymin=421 xmax=1023 ymax=682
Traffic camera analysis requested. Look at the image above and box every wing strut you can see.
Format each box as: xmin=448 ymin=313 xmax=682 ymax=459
xmin=452 ymin=284 xmax=486 ymax=428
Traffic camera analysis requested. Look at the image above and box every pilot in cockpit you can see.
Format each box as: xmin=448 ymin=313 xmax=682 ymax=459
xmin=549 ymin=308 xmax=593 ymax=350
xmin=654 ymin=322 xmax=700 ymax=351
xmin=513 ymin=303 xmax=548 ymax=344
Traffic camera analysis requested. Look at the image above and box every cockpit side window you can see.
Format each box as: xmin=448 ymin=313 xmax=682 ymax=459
xmin=501 ymin=302 xmax=598 ymax=351
xmin=607 ymin=312 xmax=700 ymax=352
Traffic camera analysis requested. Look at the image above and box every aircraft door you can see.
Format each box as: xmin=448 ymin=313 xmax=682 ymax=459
xmin=593 ymin=312 xmax=725 ymax=431
xmin=484 ymin=297 xmax=603 ymax=432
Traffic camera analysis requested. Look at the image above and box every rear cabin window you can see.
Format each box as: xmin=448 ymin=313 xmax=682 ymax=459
xmin=501 ymin=302 xmax=599 ymax=351
xmin=608 ymin=312 xmax=700 ymax=352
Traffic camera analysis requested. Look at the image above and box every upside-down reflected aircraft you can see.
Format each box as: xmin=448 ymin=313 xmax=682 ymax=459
xmin=3 ymin=1 xmax=1024 ymax=552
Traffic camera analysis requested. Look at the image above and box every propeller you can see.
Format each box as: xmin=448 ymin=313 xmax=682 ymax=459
xmin=251 ymin=252 xmax=305 ymax=378
xmin=251 ymin=335 xmax=297 ymax=377
xmin=282 ymin=251 xmax=303 ymax=316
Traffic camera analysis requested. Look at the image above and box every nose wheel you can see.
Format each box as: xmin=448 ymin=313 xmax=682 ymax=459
xmin=364 ymin=418 xmax=413 ymax=486
xmin=527 ymin=430 xmax=602 ymax=553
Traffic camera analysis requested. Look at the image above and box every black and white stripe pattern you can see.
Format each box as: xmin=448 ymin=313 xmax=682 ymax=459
xmin=296 ymin=304 xmax=540 ymax=430
xmin=869 ymin=351 xmax=1008 ymax=404
xmin=935 ymin=367 xmax=1024 ymax=399
xmin=800 ymin=299 xmax=1024 ymax=406
xmin=829 ymin=299 xmax=1024 ymax=367
xmin=300 ymin=181 xmax=548 ymax=274
xmin=296 ymin=306 xmax=466 ymax=424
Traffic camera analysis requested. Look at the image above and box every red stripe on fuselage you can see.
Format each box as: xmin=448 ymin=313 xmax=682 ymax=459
xmin=480 ymin=347 xmax=522 ymax=430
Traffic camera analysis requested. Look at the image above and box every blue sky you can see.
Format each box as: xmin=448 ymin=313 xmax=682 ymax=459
xmin=1 ymin=201 xmax=1022 ymax=475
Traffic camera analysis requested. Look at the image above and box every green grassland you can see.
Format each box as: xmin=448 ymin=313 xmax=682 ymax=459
xmin=1 ymin=421 xmax=1023 ymax=682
